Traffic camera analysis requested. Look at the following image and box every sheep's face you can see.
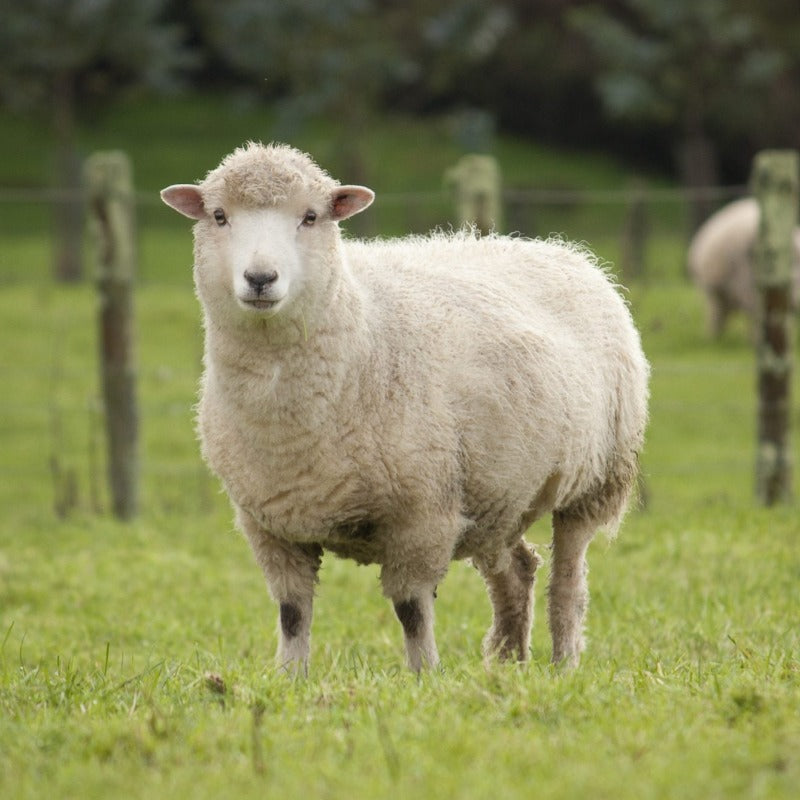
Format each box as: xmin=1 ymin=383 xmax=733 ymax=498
xmin=161 ymin=181 xmax=374 ymax=323
xmin=214 ymin=204 xmax=311 ymax=316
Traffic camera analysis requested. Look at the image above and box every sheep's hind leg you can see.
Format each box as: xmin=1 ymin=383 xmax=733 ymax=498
xmin=548 ymin=511 xmax=596 ymax=668
xmin=475 ymin=540 xmax=542 ymax=662
xmin=706 ymin=289 xmax=730 ymax=338
xmin=237 ymin=509 xmax=322 ymax=676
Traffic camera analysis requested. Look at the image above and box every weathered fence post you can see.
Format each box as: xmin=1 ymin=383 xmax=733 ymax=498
xmin=751 ymin=150 xmax=798 ymax=506
xmin=444 ymin=155 xmax=503 ymax=234
xmin=85 ymin=151 xmax=139 ymax=520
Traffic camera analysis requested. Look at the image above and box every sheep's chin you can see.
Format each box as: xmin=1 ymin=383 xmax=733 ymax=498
xmin=238 ymin=297 xmax=283 ymax=314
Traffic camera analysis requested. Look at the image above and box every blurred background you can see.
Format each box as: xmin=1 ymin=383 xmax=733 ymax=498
xmin=1 ymin=0 xmax=798 ymax=283
xmin=1 ymin=0 xmax=799 ymax=519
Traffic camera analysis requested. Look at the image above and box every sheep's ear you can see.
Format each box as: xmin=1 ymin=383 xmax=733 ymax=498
xmin=160 ymin=184 xmax=206 ymax=220
xmin=330 ymin=186 xmax=375 ymax=221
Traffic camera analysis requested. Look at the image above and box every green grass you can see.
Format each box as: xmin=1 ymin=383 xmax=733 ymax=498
xmin=2 ymin=274 xmax=799 ymax=800
xmin=1 ymin=96 xmax=799 ymax=798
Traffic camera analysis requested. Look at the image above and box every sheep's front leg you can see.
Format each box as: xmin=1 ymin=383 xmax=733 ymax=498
xmin=391 ymin=590 xmax=439 ymax=672
xmin=380 ymin=519 xmax=457 ymax=672
xmin=237 ymin=509 xmax=322 ymax=676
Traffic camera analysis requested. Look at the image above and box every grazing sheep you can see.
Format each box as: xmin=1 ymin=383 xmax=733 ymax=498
xmin=161 ymin=142 xmax=650 ymax=674
xmin=687 ymin=197 xmax=800 ymax=337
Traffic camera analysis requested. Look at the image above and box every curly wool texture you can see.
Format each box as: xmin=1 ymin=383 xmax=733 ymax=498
xmin=200 ymin=141 xmax=338 ymax=210
xmin=346 ymin=232 xmax=647 ymax=535
xmin=199 ymin=229 xmax=647 ymax=551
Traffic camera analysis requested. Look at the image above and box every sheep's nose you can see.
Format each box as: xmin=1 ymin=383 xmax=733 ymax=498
xmin=244 ymin=269 xmax=278 ymax=291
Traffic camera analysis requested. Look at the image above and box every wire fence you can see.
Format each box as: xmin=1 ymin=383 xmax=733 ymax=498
xmin=0 ymin=178 xmax=753 ymax=289
xmin=2 ymin=178 xmax=795 ymax=519
xmin=0 ymin=356 xmax=768 ymax=509
xmin=0 ymin=183 xmax=750 ymax=205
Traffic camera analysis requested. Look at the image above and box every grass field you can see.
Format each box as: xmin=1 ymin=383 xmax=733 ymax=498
xmin=1 ymin=96 xmax=799 ymax=799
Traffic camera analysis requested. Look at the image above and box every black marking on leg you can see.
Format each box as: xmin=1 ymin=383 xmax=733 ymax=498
xmin=394 ymin=599 xmax=423 ymax=638
xmin=280 ymin=602 xmax=301 ymax=639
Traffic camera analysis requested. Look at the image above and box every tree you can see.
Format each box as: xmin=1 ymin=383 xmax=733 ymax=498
xmin=0 ymin=0 xmax=195 ymax=281
xmin=191 ymin=0 xmax=512 ymax=186
xmin=569 ymin=0 xmax=786 ymax=230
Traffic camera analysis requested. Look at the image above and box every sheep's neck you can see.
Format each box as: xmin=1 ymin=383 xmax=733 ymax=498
xmin=202 ymin=278 xmax=371 ymax=415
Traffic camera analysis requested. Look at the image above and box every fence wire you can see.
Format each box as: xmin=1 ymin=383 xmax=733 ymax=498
xmin=1 ymin=180 xmax=795 ymax=517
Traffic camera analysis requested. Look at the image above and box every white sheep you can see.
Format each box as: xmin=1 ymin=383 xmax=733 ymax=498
xmin=687 ymin=197 xmax=800 ymax=337
xmin=161 ymin=142 xmax=650 ymax=674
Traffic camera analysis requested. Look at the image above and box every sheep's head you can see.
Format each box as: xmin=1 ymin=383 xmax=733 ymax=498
xmin=160 ymin=142 xmax=374 ymax=321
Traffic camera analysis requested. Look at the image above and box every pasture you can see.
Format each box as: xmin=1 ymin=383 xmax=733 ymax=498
xmin=1 ymin=98 xmax=798 ymax=798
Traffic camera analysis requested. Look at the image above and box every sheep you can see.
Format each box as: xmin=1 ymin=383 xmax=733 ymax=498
xmin=160 ymin=141 xmax=650 ymax=674
xmin=687 ymin=197 xmax=800 ymax=337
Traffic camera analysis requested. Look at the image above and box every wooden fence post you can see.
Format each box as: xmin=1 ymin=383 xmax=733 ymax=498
xmin=85 ymin=151 xmax=139 ymax=520
xmin=444 ymin=155 xmax=503 ymax=234
xmin=751 ymin=150 xmax=798 ymax=506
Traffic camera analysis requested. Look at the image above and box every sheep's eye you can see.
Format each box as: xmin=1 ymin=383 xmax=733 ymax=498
xmin=213 ymin=208 xmax=227 ymax=226
xmin=302 ymin=210 xmax=317 ymax=227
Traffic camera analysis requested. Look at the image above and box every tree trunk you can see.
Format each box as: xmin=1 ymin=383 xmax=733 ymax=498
xmin=677 ymin=131 xmax=719 ymax=235
xmin=52 ymin=69 xmax=84 ymax=282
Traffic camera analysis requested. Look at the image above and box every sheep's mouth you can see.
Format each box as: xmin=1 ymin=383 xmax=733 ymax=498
xmin=240 ymin=297 xmax=281 ymax=312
